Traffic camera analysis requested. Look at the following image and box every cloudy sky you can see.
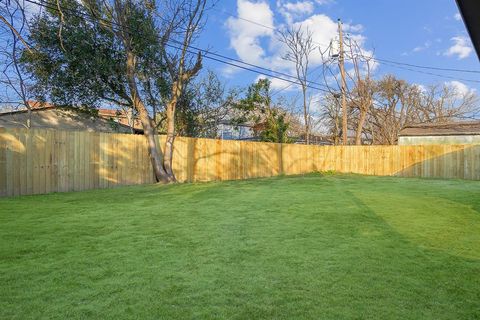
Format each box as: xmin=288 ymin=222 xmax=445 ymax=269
xmin=197 ymin=0 xmax=479 ymax=97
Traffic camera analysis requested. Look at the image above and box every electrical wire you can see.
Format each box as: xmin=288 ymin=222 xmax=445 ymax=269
xmin=213 ymin=6 xmax=480 ymax=75
xmin=22 ymin=0 xmax=333 ymax=93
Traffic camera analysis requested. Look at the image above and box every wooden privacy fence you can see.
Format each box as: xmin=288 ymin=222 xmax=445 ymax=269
xmin=1 ymin=128 xmax=479 ymax=196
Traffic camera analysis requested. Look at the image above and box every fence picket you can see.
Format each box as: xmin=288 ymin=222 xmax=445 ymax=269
xmin=1 ymin=128 xmax=478 ymax=196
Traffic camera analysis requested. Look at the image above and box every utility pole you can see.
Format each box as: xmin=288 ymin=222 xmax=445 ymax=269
xmin=338 ymin=18 xmax=348 ymax=145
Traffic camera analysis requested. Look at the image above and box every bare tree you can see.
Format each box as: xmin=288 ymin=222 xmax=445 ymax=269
xmin=367 ymin=76 xmax=414 ymax=144
xmin=279 ymin=26 xmax=316 ymax=144
xmin=417 ymin=84 xmax=479 ymax=123
xmin=318 ymin=37 xmax=478 ymax=146
xmin=162 ymin=0 xmax=207 ymax=181
xmin=320 ymin=37 xmax=376 ymax=145
xmin=344 ymin=40 xmax=375 ymax=145
xmin=0 ymin=0 xmax=34 ymax=127
xmin=366 ymin=75 xmax=478 ymax=145
xmin=319 ymin=93 xmax=342 ymax=144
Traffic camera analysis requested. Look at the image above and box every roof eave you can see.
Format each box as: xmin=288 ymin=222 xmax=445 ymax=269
xmin=399 ymin=132 xmax=480 ymax=137
xmin=455 ymin=0 xmax=480 ymax=61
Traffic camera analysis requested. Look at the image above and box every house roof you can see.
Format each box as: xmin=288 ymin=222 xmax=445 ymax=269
xmin=399 ymin=121 xmax=480 ymax=137
xmin=98 ymin=108 xmax=125 ymax=117
xmin=0 ymin=105 xmax=141 ymax=133
xmin=0 ymin=101 xmax=55 ymax=115
xmin=456 ymin=0 xmax=480 ymax=60
xmin=98 ymin=108 xmax=144 ymax=130
xmin=218 ymin=120 xmax=255 ymax=127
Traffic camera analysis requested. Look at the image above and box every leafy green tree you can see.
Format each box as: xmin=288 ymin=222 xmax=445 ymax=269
xmin=22 ymin=0 xmax=207 ymax=183
xmin=174 ymin=71 xmax=238 ymax=138
xmin=234 ymin=79 xmax=291 ymax=143
xmin=22 ymin=0 xmax=172 ymax=181
xmin=260 ymin=109 xmax=290 ymax=143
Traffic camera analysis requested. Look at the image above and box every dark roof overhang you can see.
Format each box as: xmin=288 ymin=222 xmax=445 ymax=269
xmin=456 ymin=0 xmax=480 ymax=61
xmin=399 ymin=121 xmax=480 ymax=137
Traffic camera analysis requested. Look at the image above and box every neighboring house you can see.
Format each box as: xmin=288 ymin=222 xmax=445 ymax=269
xmin=217 ymin=120 xmax=255 ymax=140
xmin=398 ymin=121 xmax=480 ymax=145
xmin=97 ymin=108 xmax=143 ymax=131
xmin=0 ymin=103 xmax=140 ymax=133
xmin=294 ymin=134 xmax=337 ymax=145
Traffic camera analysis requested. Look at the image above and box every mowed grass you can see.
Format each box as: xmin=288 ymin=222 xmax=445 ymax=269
xmin=1 ymin=174 xmax=480 ymax=319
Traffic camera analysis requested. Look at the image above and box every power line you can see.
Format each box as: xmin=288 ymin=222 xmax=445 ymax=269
xmin=18 ymin=0 xmax=480 ymax=100
xmin=212 ymin=7 xmax=276 ymax=32
xmin=377 ymin=59 xmax=480 ymax=84
xmin=168 ymin=38 xmax=332 ymax=89
xmin=270 ymin=64 xmax=330 ymax=97
xmin=21 ymin=0 xmax=332 ymax=94
xmin=270 ymin=43 xmax=334 ymax=97
xmin=214 ymin=6 xmax=480 ymax=76
xmin=166 ymin=42 xmax=331 ymax=93
xmin=371 ymin=57 xmax=480 ymax=74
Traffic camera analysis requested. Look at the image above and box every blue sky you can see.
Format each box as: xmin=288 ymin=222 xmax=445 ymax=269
xmin=196 ymin=0 xmax=479 ymax=96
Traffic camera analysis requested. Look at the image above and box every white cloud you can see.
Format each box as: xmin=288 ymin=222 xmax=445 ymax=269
xmin=444 ymin=36 xmax=473 ymax=59
xmin=283 ymin=1 xmax=314 ymax=14
xmin=309 ymin=92 xmax=325 ymax=115
xmin=413 ymin=41 xmax=432 ymax=53
xmin=454 ymin=13 xmax=462 ymax=21
xmin=256 ymin=75 xmax=299 ymax=92
xmin=423 ymin=26 xmax=433 ymax=34
xmin=445 ymin=81 xmax=475 ymax=97
xmin=413 ymin=84 xmax=427 ymax=93
xmin=225 ymin=0 xmax=274 ymax=67
xmin=292 ymin=14 xmax=339 ymax=63
xmin=345 ymin=23 xmax=364 ymax=33
xmin=277 ymin=1 xmax=315 ymax=25
xmin=224 ymin=0 xmax=373 ymax=91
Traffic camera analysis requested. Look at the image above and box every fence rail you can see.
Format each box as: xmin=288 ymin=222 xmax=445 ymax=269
xmin=1 ymin=128 xmax=479 ymax=196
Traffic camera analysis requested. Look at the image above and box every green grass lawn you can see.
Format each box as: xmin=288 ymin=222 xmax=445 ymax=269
xmin=1 ymin=174 xmax=480 ymax=319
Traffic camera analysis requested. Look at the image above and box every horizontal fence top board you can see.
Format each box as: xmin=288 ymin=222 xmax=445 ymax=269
xmin=1 ymin=128 xmax=479 ymax=196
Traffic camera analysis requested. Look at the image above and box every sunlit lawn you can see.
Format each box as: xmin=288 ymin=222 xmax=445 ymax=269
xmin=1 ymin=174 xmax=480 ymax=319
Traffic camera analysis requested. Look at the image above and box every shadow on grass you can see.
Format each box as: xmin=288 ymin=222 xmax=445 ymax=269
xmin=346 ymin=189 xmax=480 ymax=261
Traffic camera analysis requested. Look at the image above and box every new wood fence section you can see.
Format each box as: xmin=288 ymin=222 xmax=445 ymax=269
xmin=1 ymin=128 xmax=479 ymax=196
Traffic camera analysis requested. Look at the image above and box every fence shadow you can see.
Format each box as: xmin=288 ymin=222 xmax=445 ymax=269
xmin=393 ymin=145 xmax=479 ymax=180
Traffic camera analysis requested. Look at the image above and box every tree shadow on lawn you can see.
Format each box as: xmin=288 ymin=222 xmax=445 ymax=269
xmin=2 ymin=176 xmax=480 ymax=319
xmin=345 ymin=189 xmax=480 ymax=261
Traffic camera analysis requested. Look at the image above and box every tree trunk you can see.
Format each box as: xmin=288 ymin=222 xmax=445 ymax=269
xmin=125 ymin=51 xmax=172 ymax=183
xmin=302 ymin=86 xmax=310 ymax=145
xmin=163 ymin=99 xmax=176 ymax=180
xmin=163 ymin=78 xmax=183 ymax=181
xmin=355 ymin=109 xmax=368 ymax=145
xmin=26 ymin=103 xmax=31 ymax=129
xmin=138 ymin=108 xmax=172 ymax=183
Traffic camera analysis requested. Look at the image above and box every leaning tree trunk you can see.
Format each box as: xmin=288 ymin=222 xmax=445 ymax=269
xmin=125 ymin=52 xmax=172 ymax=183
xmin=355 ymin=108 xmax=368 ymax=145
xmin=163 ymin=80 xmax=182 ymax=181
xmin=163 ymin=53 xmax=202 ymax=182
xmin=137 ymin=104 xmax=173 ymax=183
